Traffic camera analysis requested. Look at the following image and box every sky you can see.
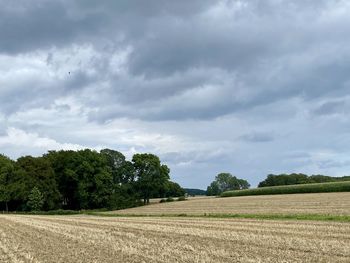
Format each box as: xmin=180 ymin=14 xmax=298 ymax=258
xmin=1 ymin=0 xmax=350 ymax=189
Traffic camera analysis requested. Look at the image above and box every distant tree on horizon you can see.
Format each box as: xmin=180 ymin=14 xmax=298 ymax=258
xmin=258 ymin=173 xmax=350 ymax=187
xmin=206 ymin=173 xmax=250 ymax=196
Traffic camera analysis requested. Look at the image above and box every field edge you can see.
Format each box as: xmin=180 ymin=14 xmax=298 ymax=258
xmin=85 ymin=212 xmax=350 ymax=222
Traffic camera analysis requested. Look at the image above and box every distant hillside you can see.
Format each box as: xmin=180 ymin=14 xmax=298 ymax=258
xmin=184 ymin=188 xmax=207 ymax=196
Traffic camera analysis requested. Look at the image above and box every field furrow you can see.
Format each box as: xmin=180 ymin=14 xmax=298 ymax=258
xmin=0 ymin=215 xmax=349 ymax=263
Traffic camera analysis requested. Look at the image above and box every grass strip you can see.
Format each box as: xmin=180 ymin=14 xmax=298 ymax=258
xmin=4 ymin=210 xmax=349 ymax=222
xmin=85 ymin=212 xmax=350 ymax=222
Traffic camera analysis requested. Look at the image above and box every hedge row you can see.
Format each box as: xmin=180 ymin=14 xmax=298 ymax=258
xmin=221 ymin=181 xmax=350 ymax=197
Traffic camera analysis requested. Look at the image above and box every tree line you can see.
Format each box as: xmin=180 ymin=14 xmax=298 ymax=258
xmin=258 ymin=173 xmax=350 ymax=187
xmin=205 ymin=172 xmax=350 ymax=196
xmin=0 ymin=149 xmax=185 ymax=212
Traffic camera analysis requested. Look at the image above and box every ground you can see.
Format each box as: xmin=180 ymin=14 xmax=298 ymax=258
xmin=1 ymin=192 xmax=350 ymax=262
xmin=1 ymin=215 xmax=349 ymax=263
xmin=114 ymin=192 xmax=350 ymax=216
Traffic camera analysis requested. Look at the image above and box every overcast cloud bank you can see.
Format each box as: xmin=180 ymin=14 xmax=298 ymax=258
xmin=1 ymin=0 xmax=350 ymax=188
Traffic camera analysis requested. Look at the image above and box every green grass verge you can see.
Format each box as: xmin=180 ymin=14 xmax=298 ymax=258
xmin=3 ymin=210 xmax=349 ymax=222
xmin=86 ymin=212 xmax=350 ymax=222
xmin=221 ymin=181 xmax=350 ymax=197
xmin=9 ymin=210 xmax=82 ymax=215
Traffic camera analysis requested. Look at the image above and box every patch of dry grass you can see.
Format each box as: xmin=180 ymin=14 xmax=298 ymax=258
xmin=0 ymin=215 xmax=349 ymax=262
xmin=113 ymin=192 xmax=350 ymax=216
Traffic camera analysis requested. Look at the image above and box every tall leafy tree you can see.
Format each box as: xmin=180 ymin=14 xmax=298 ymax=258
xmin=100 ymin=149 xmax=138 ymax=209
xmin=0 ymin=154 xmax=14 ymax=212
xmin=46 ymin=150 xmax=114 ymax=209
xmin=100 ymin=149 xmax=135 ymax=184
xmin=45 ymin=150 xmax=82 ymax=209
xmin=17 ymin=156 xmax=61 ymax=210
xmin=132 ymin=153 xmax=170 ymax=204
xmin=81 ymin=150 xmax=114 ymax=208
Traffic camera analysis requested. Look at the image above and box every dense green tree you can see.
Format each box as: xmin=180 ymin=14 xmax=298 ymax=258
xmin=308 ymin=174 xmax=350 ymax=183
xmin=27 ymin=187 xmax=44 ymax=211
xmin=0 ymin=149 xmax=179 ymax=211
xmin=44 ymin=150 xmax=80 ymax=209
xmin=237 ymin=178 xmax=250 ymax=189
xmin=74 ymin=150 xmax=113 ymax=209
xmin=258 ymin=173 xmax=307 ymax=187
xmin=206 ymin=173 xmax=250 ymax=196
xmin=184 ymin=188 xmax=207 ymax=196
xmin=206 ymin=181 xmax=220 ymax=196
xmin=164 ymin=181 xmax=185 ymax=197
xmin=17 ymin=156 xmax=61 ymax=210
xmin=100 ymin=149 xmax=140 ymax=209
xmin=100 ymin=149 xmax=135 ymax=184
xmin=0 ymin=154 xmax=14 ymax=212
xmin=132 ymin=153 xmax=170 ymax=204
xmin=45 ymin=150 xmax=115 ymax=209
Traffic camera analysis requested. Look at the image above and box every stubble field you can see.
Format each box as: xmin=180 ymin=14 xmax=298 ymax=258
xmin=1 ymin=214 xmax=350 ymax=263
xmin=1 ymin=192 xmax=350 ymax=262
xmin=113 ymin=192 xmax=350 ymax=216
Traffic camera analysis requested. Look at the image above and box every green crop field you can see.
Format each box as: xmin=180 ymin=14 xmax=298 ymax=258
xmin=221 ymin=181 xmax=350 ymax=197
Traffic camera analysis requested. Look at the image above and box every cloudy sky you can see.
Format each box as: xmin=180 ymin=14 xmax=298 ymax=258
xmin=1 ymin=0 xmax=350 ymax=189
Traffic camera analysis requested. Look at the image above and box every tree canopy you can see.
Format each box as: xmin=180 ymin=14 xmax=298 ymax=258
xmin=206 ymin=173 xmax=250 ymax=196
xmin=0 ymin=154 xmax=14 ymax=212
xmin=132 ymin=153 xmax=170 ymax=204
xmin=0 ymin=149 xmax=183 ymax=212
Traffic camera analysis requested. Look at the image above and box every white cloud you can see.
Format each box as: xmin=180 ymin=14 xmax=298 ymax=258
xmin=0 ymin=128 xmax=84 ymax=158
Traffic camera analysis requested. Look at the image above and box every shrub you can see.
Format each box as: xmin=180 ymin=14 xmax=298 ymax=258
xmin=24 ymin=209 xmax=80 ymax=215
xmin=166 ymin=197 xmax=174 ymax=202
xmin=159 ymin=199 xmax=167 ymax=203
xmin=27 ymin=187 xmax=44 ymax=211
xmin=177 ymin=196 xmax=186 ymax=201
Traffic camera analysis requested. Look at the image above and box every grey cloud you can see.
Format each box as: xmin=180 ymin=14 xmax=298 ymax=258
xmin=2 ymin=1 xmax=350 ymax=188
xmin=2 ymin=0 xmax=350 ymax=122
xmin=0 ymin=1 xmax=106 ymax=54
xmin=72 ymin=0 xmax=214 ymax=18
xmin=318 ymin=159 xmax=350 ymax=169
xmin=98 ymin=0 xmax=350 ymax=120
xmin=0 ymin=70 xmax=94 ymax=115
xmin=161 ymin=150 xmax=231 ymax=166
xmin=313 ymin=100 xmax=348 ymax=116
xmin=284 ymin=151 xmax=311 ymax=160
xmin=239 ymin=132 xmax=274 ymax=143
xmin=0 ymin=126 xmax=6 ymax=136
xmin=0 ymin=0 xmax=214 ymax=54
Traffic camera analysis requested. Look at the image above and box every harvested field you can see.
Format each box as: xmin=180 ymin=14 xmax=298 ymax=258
xmin=114 ymin=192 xmax=350 ymax=216
xmin=1 ymin=215 xmax=350 ymax=263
